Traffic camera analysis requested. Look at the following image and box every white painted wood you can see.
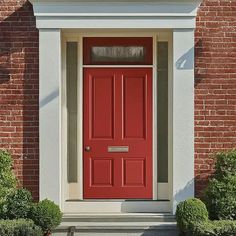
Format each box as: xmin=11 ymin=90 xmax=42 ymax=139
xmin=31 ymin=2 xmax=199 ymax=17
xmin=35 ymin=17 xmax=196 ymax=29
xmin=168 ymin=33 xmax=174 ymax=208
xmin=82 ymin=65 xmax=154 ymax=68
xmin=39 ymin=29 xmax=62 ymax=205
xmin=29 ymin=0 xmax=201 ymax=29
xmin=172 ymin=29 xmax=195 ymax=213
xmin=156 ymin=32 xmax=173 ymax=202
xmin=152 ymin=35 xmax=158 ymax=200
xmin=78 ymin=36 xmax=83 ymax=200
xmin=61 ymin=37 xmax=69 ymax=206
xmin=157 ymin=183 xmax=169 ymax=200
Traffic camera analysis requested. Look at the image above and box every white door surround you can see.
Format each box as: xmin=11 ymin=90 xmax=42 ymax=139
xmin=30 ymin=0 xmax=201 ymax=214
xmin=62 ymin=32 xmax=171 ymax=213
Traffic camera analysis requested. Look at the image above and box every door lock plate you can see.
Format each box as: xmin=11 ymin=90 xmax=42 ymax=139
xmin=108 ymin=146 xmax=129 ymax=153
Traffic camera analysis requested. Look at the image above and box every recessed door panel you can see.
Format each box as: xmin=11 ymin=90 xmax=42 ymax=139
xmin=123 ymin=75 xmax=146 ymax=139
xmin=91 ymin=158 xmax=113 ymax=186
xmin=91 ymin=75 xmax=115 ymax=139
xmin=83 ymin=68 xmax=152 ymax=199
xmin=123 ymin=158 xmax=146 ymax=186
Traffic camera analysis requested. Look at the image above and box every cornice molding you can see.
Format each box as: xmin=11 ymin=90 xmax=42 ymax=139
xmin=29 ymin=0 xmax=202 ymax=29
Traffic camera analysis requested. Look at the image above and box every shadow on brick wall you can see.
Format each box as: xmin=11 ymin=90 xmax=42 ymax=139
xmin=0 ymin=1 xmax=39 ymax=200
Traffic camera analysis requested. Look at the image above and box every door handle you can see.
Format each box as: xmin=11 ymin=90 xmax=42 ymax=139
xmin=85 ymin=146 xmax=91 ymax=152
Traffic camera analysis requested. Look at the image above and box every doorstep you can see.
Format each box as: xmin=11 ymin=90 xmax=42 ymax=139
xmin=63 ymin=200 xmax=172 ymax=213
xmin=52 ymin=213 xmax=179 ymax=236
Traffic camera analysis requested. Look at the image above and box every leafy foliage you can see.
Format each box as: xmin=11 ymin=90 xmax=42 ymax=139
xmin=0 ymin=150 xmax=18 ymax=218
xmin=0 ymin=150 xmax=17 ymax=198
xmin=204 ymin=150 xmax=236 ymax=220
xmin=0 ymin=149 xmax=62 ymax=234
xmin=176 ymin=198 xmax=209 ymax=233
xmin=214 ymin=150 xmax=236 ymax=180
xmin=29 ymin=199 xmax=62 ymax=233
xmin=0 ymin=219 xmax=43 ymax=236
xmin=205 ymin=176 xmax=236 ymax=220
xmin=4 ymin=188 xmax=33 ymax=219
xmin=192 ymin=220 xmax=236 ymax=236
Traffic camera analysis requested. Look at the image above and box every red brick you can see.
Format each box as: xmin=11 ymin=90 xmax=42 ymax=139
xmin=0 ymin=0 xmax=39 ymax=200
xmin=195 ymin=0 xmax=236 ymax=197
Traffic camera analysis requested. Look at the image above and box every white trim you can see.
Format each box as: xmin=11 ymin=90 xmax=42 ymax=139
xmin=152 ymin=34 xmax=158 ymax=200
xmin=78 ymin=35 xmax=83 ymax=200
xmin=39 ymin=29 xmax=62 ymax=205
xmin=156 ymin=33 xmax=173 ymax=201
xmin=157 ymin=183 xmax=169 ymax=200
xmin=61 ymin=31 xmax=172 ymax=212
xmin=82 ymin=65 xmax=154 ymax=68
xmin=35 ymin=17 xmax=197 ymax=29
xmin=30 ymin=0 xmax=201 ymax=29
xmin=61 ymin=36 xmax=68 ymax=205
xmin=36 ymin=13 xmax=197 ymax=17
xmin=172 ymin=29 xmax=195 ymax=213
xmin=168 ymin=33 xmax=174 ymax=205
xmin=31 ymin=1 xmax=200 ymax=17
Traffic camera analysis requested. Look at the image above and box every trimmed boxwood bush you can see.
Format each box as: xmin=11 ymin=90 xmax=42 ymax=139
xmin=4 ymin=188 xmax=33 ymax=220
xmin=0 ymin=219 xmax=43 ymax=236
xmin=29 ymin=199 xmax=62 ymax=234
xmin=176 ymin=198 xmax=209 ymax=233
xmin=0 ymin=149 xmax=62 ymax=234
xmin=192 ymin=220 xmax=236 ymax=236
xmin=204 ymin=150 xmax=236 ymax=220
xmin=205 ymin=176 xmax=236 ymax=220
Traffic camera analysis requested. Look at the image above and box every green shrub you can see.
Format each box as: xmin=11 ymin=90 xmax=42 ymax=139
xmin=0 ymin=150 xmax=17 ymax=198
xmin=29 ymin=199 xmax=62 ymax=233
xmin=204 ymin=149 xmax=236 ymax=220
xmin=0 ymin=219 xmax=43 ymax=236
xmin=192 ymin=220 xmax=236 ymax=236
xmin=204 ymin=176 xmax=236 ymax=220
xmin=4 ymin=188 xmax=33 ymax=219
xmin=214 ymin=150 xmax=236 ymax=180
xmin=0 ymin=150 xmax=18 ymax=219
xmin=176 ymin=198 xmax=209 ymax=233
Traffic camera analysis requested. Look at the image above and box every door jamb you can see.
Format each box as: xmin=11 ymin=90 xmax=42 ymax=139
xmin=62 ymin=31 xmax=172 ymax=210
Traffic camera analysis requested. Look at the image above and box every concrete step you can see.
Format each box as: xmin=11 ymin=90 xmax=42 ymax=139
xmin=62 ymin=213 xmax=176 ymax=223
xmin=52 ymin=213 xmax=179 ymax=236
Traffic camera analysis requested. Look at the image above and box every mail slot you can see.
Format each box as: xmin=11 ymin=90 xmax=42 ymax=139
xmin=108 ymin=146 xmax=129 ymax=153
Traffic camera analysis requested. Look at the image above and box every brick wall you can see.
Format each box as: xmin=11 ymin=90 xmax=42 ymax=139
xmin=195 ymin=0 xmax=236 ymax=196
xmin=0 ymin=0 xmax=39 ymax=200
xmin=0 ymin=0 xmax=235 ymax=200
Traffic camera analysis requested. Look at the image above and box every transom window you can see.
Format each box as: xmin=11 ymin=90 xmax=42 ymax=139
xmin=83 ymin=37 xmax=153 ymax=65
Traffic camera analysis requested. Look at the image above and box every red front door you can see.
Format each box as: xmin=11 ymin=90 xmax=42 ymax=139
xmin=83 ymin=68 xmax=152 ymax=199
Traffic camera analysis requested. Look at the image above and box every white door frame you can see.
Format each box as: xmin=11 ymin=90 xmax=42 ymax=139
xmin=34 ymin=0 xmax=200 ymax=214
xmin=62 ymin=31 xmax=172 ymax=205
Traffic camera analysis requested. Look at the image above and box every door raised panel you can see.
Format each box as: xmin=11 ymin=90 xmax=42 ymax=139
xmin=91 ymin=75 xmax=115 ymax=139
xmin=123 ymin=75 xmax=146 ymax=139
xmin=91 ymin=158 xmax=114 ymax=187
xmin=123 ymin=158 xmax=146 ymax=187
